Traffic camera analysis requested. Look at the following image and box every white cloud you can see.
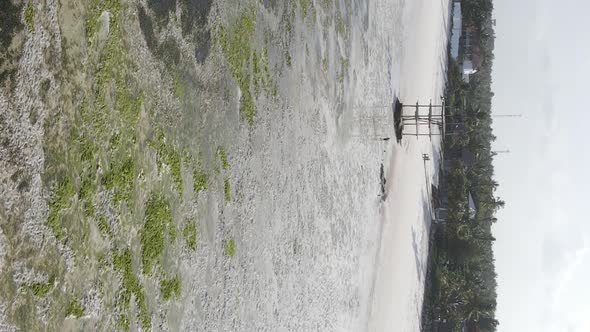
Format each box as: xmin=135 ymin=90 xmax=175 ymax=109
xmin=552 ymin=244 xmax=588 ymax=305
xmin=537 ymin=234 xmax=590 ymax=330
xmin=486 ymin=0 xmax=590 ymax=329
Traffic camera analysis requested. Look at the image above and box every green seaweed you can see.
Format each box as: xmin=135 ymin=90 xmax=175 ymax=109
xmin=169 ymin=223 xmax=177 ymax=243
xmin=151 ymin=131 xmax=183 ymax=194
xmin=174 ymin=74 xmax=185 ymax=100
xmin=97 ymin=215 xmax=111 ymax=237
xmin=117 ymin=85 xmax=143 ymax=125
xmin=79 ymin=137 xmax=97 ymax=163
xmin=86 ymin=0 xmax=122 ymax=42
xmin=47 ymin=178 xmax=75 ymax=240
xmin=218 ymin=10 xmax=257 ymax=125
xmin=167 ymin=148 xmax=183 ymax=193
xmin=225 ymin=239 xmax=236 ymax=257
xmin=217 ymin=146 xmax=229 ymax=170
xmin=261 ymin=48 xmax=277 ymax=96
xmin=24 ymin=3 xmax=34 ymax=32
xmin=160 ymin=276 xmax=181 ymax=301
xmin=224 ymin=178 xmax=231 ymax=202
xmin=141 ymin=193 xmax=172 ymax=275
xmin=182 ymin=221 xmax=197 ymax=250
xmin=79 ymin=174 xmax=96 ymax=201
xmin=65 ymin=299 xmax=85 ymax=318
xmin=253 ymin=51 xmax=260 ymax=95
xmin=193 ymin=170 xmax=208 ymax=193
xmin=102 ymin=157 xmax=135 ymax=205
xmin=300 ymin=0 xmax=310 ymax=18
xmin=113 ymin=249 xmax=151 ymax=330
xmin=336 ymin=13 xmax=346 ymax=37
xmin=29 ymin=275 xmax=55 ymax=297
xmin=83 ymin=200 xmax=96 ymax=218
xmin=253 ymin=48 xmax=277 ymax=97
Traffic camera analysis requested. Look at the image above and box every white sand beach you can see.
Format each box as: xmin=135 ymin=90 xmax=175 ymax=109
xmin=367 ymin=0 xmax=450 ymax=330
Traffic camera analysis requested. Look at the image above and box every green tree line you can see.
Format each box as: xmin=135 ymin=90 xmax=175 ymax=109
xmin=421 ymin=1 xmax=501 ymax=331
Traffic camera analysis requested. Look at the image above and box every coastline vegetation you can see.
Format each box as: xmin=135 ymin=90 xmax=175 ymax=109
xmin=421 ymin=0 xmax=501 ymax=331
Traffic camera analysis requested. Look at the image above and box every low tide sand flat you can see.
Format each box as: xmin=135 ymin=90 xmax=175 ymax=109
xmin=0 ymin=0 xmax=448 ymax=330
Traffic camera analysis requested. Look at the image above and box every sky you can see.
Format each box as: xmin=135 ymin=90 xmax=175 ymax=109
xmin=491 ymin=0 xmax=590 ymax=331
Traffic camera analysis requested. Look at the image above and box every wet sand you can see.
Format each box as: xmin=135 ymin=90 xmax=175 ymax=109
xmin=183 ymin=0 xmax=451 ymax=330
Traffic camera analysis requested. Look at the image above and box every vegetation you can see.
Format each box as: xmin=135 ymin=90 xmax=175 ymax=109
xmin=217 ymin=146 xmax=229 ymax=170
xmin=87 ymin=0 xmax=143 ymax=136
xmin=79 ymin=174 xmax=96 ymax=201
xmin=224 ymin=178 xmax=231 ymax=202
xmin=421 ymin=1 xmax=501 ymax=331
xmin=183 ymin=221 xmax=197 ymax=250
xmin=336 ymin=14 xmax=345 ymax=37
xmin=174 ymin=74 xmax=185 ymax=99
xmin=300 ymin=0 xmax=310 ymax=18
xmin=24 ymin=3 xmax=34 ymax=32
xmin=47 ymin=177 xmax=75 ymax=240
xmin=116 ymin=85 xmax=144 ymax=125
xmin=29 ymin=275 xmax=55 ymax=297
xmin=141 ymin=193 xmax=173 ymax=275
xmin=218 ymin=9 xmax=279 ymax=125
xmin=83 ymin=200 xmax=96 ymax=218
xmin=160 ymin=276 xmax=181 ymax=301
xmin=151 ymin=130 xmax=184 ymax=194
xmin=102 ymin=157 xmax=135 ymax=205
xmin=252 ymin=48 xmax=276 ymax=97
xmin=80 ymin=173 xmax=97 ymax=218
xmin=193 ymin=170 xmax=208 ymax=193
xmin=169 ymin=223 xmax=177 ymax=243
xmin=339 ymin=56 xmax=349 ymax=83
xmin=224 ymin=239 xmax=236 ymax=257
xmin=85 ymin=0 xmax=122 ymax=42
xmin=113 ymin=249 xmax=151 ymax=330
xmin=65 ymin=299 xmax=85 ymax=318
xmin=218 ymin=10 xmax=257 ymax=125
xmin=97 ymin=215 xmax=111 ymax=237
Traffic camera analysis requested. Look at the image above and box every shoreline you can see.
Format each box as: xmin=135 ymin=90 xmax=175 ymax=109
xmin=367 ymin=0 xmax=451 ymax=329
